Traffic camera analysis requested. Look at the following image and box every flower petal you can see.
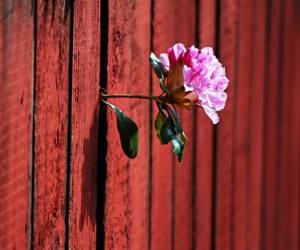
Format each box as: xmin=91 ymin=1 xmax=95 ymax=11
xmin=206 ymin=90 xmax=227 ymax=110
xmin=157 ymin=43 xmax=229 ymax=124
xmin=167 ymin=43 xmax=186 ymax=65
xmin=183 ymin=65 xmax=194 ymax=91
xmin=202 ymin=105 xmax=220 ymax=124
xmin=159 ymin=53 xmax=170 ymax=71
xmin=183 ymin=46 xmax=199 ymax=66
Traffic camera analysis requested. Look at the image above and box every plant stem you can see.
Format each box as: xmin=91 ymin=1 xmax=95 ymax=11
xmin=101 ymin=93 xmax=160 ymax=101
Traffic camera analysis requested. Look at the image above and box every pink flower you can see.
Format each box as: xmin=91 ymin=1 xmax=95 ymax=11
xmin=159 ymin=43 xmax=229 ymax=124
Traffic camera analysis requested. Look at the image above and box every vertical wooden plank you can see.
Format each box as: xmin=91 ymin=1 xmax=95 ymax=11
xmin=261 ymin=0 xmax=281 ymax=249
xmin=151 ymin=1 xmax=196 ymax=249
xmin=104 ymin=0 xmax=150 ymax=248
xmin=0 ymin=1 xmax=33 ymax=249
xmin=68 ymin=0 xmax=100 ymax=249
xmin=195 ymin=0 xmax=216 ymax=249
xmin=247 ymin=0 xmax=266 ymax=248
xmin=296 ymin=2 xmax=300 ymax=248
xmin=150 ymin=1 xmax=174 ymax=249
xmin=277 ymin=0 xmax=300 ymax=249
xmin=296 ymin=1 xmax=300 ymax=248
xmin=127 ymin=1 xmax=150 ymax=249
xmin=34 ymin=1 xmax=70 ymax=248
xmin=104 ymin=2 xmax=129 ymax=247
xmin=215 ymin=0 xmax=238 ymax=249
xmin=231 ymin=0 xmax=253 ymax=249
xmin=172 ymin=1 xmax=195 ymax=249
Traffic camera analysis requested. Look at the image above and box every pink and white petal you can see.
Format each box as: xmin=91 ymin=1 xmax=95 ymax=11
xmin=188 ymin=45 xmax=199 ymax=56
xmin=212 ymin=76 xmax=229 ymax=92
xmin=206 ymin=90 xmax=227 ymax=110
xmin=183 ymin=46 xmax=199 ymax=65
xmin=201 ymin=47 xmax=214 ymax=56
xmin=159 ymin=53 xmax=170 ymax=71
xmin=183 ymin=65 xmax=193 ymax=83
xmin=197 ymin=92 xmax=208 ymax=105
xmin=167 ymin=43 xmax=186 ymax=65
xmin=202 ymin=105 xmax=220 ymax=124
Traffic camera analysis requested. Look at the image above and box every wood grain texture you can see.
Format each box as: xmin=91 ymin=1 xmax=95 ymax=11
xmin=170 ymin=2 xmax=196 ymax=250
xmin=296 ymin=3 xmax=300 ymax=248
xmin=215 ymin=0 xmax=238 ymax=249
xmin=151 ymin=1 xmax=196 ymax=249
xmin=261 ymin=0 xmax=281 ymax=249
xmin=126 ymin=1 xmax=150 ymax=249
xmin=34 ymin=0 xmax=70 ymax=248
xmin=0 ymin=1 xmax=33 ymax=249
xmin=68 ymin=0 xmax=100 ymax=249
xmin=150 ymin=1 xmax=174 ymax=249
xmin=246 ymin=0 xmax=266 ymax=248
xmin=232 ymin=0 xmax=253 ymax=248
xmin=277 ymin=0 xmax=300 ymax=249
xmin=195 ymin=0 xmax=216 ymax=249
xmin=0 ymin=1 xmax=300 ymax=249
xmin=104 ymin=0 xmax=150 ymax=249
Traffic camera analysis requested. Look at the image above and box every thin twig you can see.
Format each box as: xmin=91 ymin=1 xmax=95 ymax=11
xmin=101 ymin=93 xmax=160 ymax=102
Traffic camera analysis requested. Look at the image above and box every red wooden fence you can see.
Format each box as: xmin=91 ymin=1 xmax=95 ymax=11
xmin=0 ymin=0 xmax=300 ymax=249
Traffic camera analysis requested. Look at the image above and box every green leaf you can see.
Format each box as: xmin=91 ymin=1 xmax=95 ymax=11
xmin=154 ymin=112 xmax=166 ymax=143
xmin=172 ymin=138 xmax=183 ymax=154
xmin=155 ymin=106 xmax=183 ymax=143
xmin=160 ymin=117 xmax=176 ymax=144
xmin=153 ymin=102 xmax=187 ymax=162
xmin=168 ymin=108 xmax=182 ymax=134
xmin=156 ymin=100 xmax=165 ymax=115
xmin=159 ymin=78 xmax=171 ymax=95
xmin=172 ymin=132 xmax=187 ymax=162
xmin=105 ymin=101 xmax=138 ymax=159
xmin=149 ymin=52 xmax=167 ymax=79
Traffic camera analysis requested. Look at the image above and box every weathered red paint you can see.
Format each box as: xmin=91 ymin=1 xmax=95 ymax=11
xmin=104 ymin=1 xmax=132 ymax=247
xmin=194 ymin=1 xmax=216 ymax=249
xmin=262 ymin=0 xmax=281 ymax=249
xmin=277 ymin=1 xmax=300 ymax=249
xmin=172 ymin=1 xmax=195 ymax=250
xmin=216 ymin=0 xmax=238 ymax=249
xmin=124 ymin=0 xmax=153 ymax=249
xmin=232 ymin=0 xmax=253 ymax=248
xmin=34 ymin=1 xmax=70 ymax=248
xmin=69 ymin=0 xmax=100 ymax=249
xmin=0 ymin=1 xmax=33 ymax=249
xmin=247 ymin=0 xmax=266 ymax=248
xmin=104 ymin=0 xmax=150 ymax=249
xmin=126 ymin=1 xmax=150 ymax=249
xmin=151 ymin=0 xmax=174 ymax=249
xmin=0 ymin=1 xmax=300 ymax=250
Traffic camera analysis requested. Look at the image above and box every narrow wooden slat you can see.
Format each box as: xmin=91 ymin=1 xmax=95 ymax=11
xmin=215 ymin=0 xmax=238 ymax=249
xmin=151 ymin=1 xmax=195 ymax=249
xmin=104 ymin=0 xmax=150 ymax=248
xmin=0 ymin=1 xmax=33 ymax=249
xmin=126 ymin=1 xmax=150 ymax=249
xmin=232 ymin=0 xmax=252 ymax=248
xmin=150 ymin=1 xmax=174 ymax=249
xmin=173 ymin=5 xmax=200 ymax=250
xmin=261 ymin=0 xmax=281 ymax=249
xmin=277 ymin=0 xmax=300 ymax=249
xmin=172 ymin=1 xmax=195 ymax=249
xmin=296 ymin=1 xmax=300 ymax=248
xmin=195 ymin=0 xmax=216 ymax=249
xmin=34 ymin=1 xmax=70 ymax=248
xmin=246 ymin=0 xmax=266 ymax=248
xmin=68 ymin=0 xmax=100 ymax=249
xmin=296 ymin=2 xmax=300 ymax=247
